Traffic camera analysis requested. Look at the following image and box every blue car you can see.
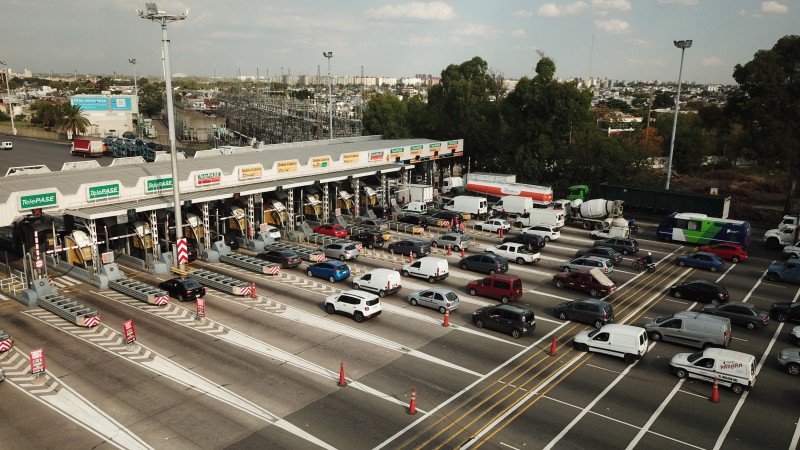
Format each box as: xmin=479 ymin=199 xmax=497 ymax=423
xmin=306 ymin=260 xmax=351 ymax=282
xmin=674 ymin=251 xmax=725 ymax=272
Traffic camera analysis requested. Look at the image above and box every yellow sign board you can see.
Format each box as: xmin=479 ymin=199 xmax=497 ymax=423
xmin=343 ymin=153 xmax=360 ymax=164
xmin=239 ymin=165 xmax=263 ymax=180
xmin=277 ymin=160 xmax=298 ymax=173
xmin=312 ymin=156 xmax=332 ymax=168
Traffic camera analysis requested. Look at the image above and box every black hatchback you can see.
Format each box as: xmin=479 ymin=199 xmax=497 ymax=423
xmin=554 ymin=299 xmax=614 ymax=328
xmin=669 ymin=279 xmax=729 ymax=304
xmin=458 ymin=253 xmax=509 ymax=275
xmin=594 ymin=237 xmax=639 ymax=255
xmin=472 ymin=304 xmax=536 ymax=339
xmin=159 ymin=277 xmax=206 ymax=302
xmin=350 ymin=230 xmax=386 ymax=249
xmin=257 ymin=250 xmax=302 ymax=268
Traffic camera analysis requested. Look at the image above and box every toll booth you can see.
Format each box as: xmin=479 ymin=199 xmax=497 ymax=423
xmin=64 ymin=230 xmax=94 ymax=268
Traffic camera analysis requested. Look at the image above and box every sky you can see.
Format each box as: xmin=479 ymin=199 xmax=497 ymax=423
xmin=2 ymin=0 xmax=796 ymax=85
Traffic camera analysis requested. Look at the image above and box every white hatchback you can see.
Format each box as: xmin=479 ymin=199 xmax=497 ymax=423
xmin=522 ymin=224 xmax=561 ymax=241
xmin=324 ymin=290 xmax=382 ymax=323
xmin=475 ymin=219 xmax=511 ymax=233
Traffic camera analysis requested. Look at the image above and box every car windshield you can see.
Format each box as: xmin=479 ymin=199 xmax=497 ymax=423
xmin=182 ymin=279 xmax=202 ymax=289
xmin=588 ymin=329 xmax=600 ymax=338
xmin=654 ymin=315 xmax=673 ymax=324
xmin=444 ymin=292 xmax=458 ymax=301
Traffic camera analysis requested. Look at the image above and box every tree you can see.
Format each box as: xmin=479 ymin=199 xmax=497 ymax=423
xmin=362 ymin=92 xmax=410 ymax=138
xmin=728 ymin=35 xmax=800 ymax=212
xmin=57 ymin=104 xmax=91 ymax=139
xmin=139 ymin=82 xmax=165 ymax=117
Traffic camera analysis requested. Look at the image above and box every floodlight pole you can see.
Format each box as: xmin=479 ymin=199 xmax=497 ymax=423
xmin=665 ymin=39 xmax=692 ymax=190
xmin=128 ymin=58 xmax=138 ymax=95
xmin=323 ymin=51 xmax=333 ymax=139
xmin=139 ymin=3 xmax=188 ymax=269
xmin=0 ymin=60 xmax=16 ymax=136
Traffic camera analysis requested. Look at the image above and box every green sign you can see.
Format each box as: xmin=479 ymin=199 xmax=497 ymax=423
xmin=146 ymin=177 xmax=173 ymax=192
xmin=20 ymin=192 xmax=57 ymax=210
xmin=410 ymin=144 xmax=424 ymax=151
xmin=88 ymin=183 xmax=120 ymax=200
xmin=429 ymin=143 xmax=442 ymax=149
xmin=390 ymin=147 xmax=404 ymax=154
xmin=447 ymin=140 xmax=459 ymax=145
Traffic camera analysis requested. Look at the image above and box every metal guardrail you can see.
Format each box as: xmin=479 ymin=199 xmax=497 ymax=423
xmin=0 ymin=329 xmax=12 ymax=352
xmin=220 ymin=253 xmax=280 ymax=275
xmin=187 ymin=269 xmax=253 ymax=296
xmin=109 ymin=279 xmax=169 ymax=306
xmin=37 ymin=294 xmax=101 ymax=327
xmin=263 ymin=242 xmax=326 ymax=263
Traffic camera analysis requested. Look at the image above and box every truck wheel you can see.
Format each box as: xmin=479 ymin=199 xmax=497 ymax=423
xmin=353 ymin=283 xmax=361 ymax=290
xmin=511 ymin=329 xmax=522 ymax=339
xmin=325 ymin=304 xmax=335 ymax=314
xmin=730 ymin=384 xmax=745 ymax=395
xmin=516 ymin=257 xmax=525 ymax=265
xmin=402 ymin=270 xmax=410 ymax=277
xmin=766 ymin=237 xmax=780 ymax=249
xmin=378 ymin=290 xmax=386 ymax=298
xmin=623 ymin=354 xmax=636 ymax=364
xmin=674 ymin=368 xmax=688 ymax=379
xmin=582 ymin=222 xmax=591 ymax=230
xmin=593 ymin=222 xmax=602 ymax=231
xmin=428 ymin=276 xmax=435 ymax=284
xmin=768 ymin=272 xmax=780 ymax=282
xmin=354 ymin=312 xmax=365 ymax=323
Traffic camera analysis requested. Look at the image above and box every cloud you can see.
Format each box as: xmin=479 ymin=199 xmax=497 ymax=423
xmin=761 ymin=1 xmax=788 ymax=14
xmin=657 ymin=0 xmax=698 ymax=5
xmin=701 ymin=57 xmax=724 ymax=67
xmin=450 ymin=23 xmax=502 ymax=44
xmin=592 ymin=0 xmax=631 ymax=11
xmin=626 ymin=38 xmax=650 ymax=46
xmin=400 ymin=35 xmax=441 ymax=46
xmin=538 ymin=1 xmax=589 ymax=17
xmin=510 ymin=29 xmax=527 ymax=38
xmin=595 ymin=19 xmax=630 ymax=33
xmin=512 ymin=10 xmax=534 ymax=17
xmin=365 ymin=1 xmax=456 ymax=21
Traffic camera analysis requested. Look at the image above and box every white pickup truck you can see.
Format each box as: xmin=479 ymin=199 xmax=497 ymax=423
xmin=783 ymin=241 xmax=800 ymax=259
xmin=485 ymin=242 xmax=541 ymax=265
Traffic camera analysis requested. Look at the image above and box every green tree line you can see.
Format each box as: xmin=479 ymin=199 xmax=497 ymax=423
xmin=363 ymin=36 xmax=800 ymax=212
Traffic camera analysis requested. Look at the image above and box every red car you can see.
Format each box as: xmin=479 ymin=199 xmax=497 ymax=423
xmin=552 ymin=268 xmax=618 ymax=298
xmin=699 ymin=243 xmax=748 ymax=263
xmin=313 ymin=223 xmax=349 ymax=238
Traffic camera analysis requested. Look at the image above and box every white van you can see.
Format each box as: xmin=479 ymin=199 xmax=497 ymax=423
xmin=669 ymin=348 xmax=756 ymax=394
xmin=1 ymin=141 xmax=12 ymax=150
xmin=573 ymin=324 xmax=649 ymax=364
xmin=351 ymin=268 xmax=402 ymax=297
xmin=445 ymin=195 xmax=488 ymax=217
xmin=400 ymin=201 xmax=428 ymax=215
xmin=645 ymin=311 xmax=732 ymax=349
xmin=492 ymin=196 xmax=533 ymax=215
xmin=400 ymin=256 xmax=449 ymax=283
xmin=514 ymin=208 xmax=566 ymax=228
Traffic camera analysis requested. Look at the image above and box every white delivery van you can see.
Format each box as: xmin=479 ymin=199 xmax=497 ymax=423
xmin=492 ymin=196 xmax=533 ymax=215
xmin=445 ymin=195 xmax=488 ymax=217
xmin=1 ymin=141 xmax=12 ymax=150
xmin=573 ymin=324 xmax=649 ymax=364
xmin=351 ymin=268 xmax=402 ymax=297
xmin=400 ymin=256 xmax=449 ymax=283
xmin=514 ymin=208 xmax=566 ymax=228
xmin=645 ymin=311 xmax=731 ymax=349
xmin=400 ymin=201 xmax=428 ymax=215
xmin=669 ymin=348 xmax=756 ymax=394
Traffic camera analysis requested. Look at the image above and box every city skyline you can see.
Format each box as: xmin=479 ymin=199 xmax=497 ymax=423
xmin=2 ymin=1 xmax=795 ymax=85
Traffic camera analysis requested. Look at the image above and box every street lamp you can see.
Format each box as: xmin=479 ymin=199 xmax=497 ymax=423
xmin=323 ymin=51 xmax=333 ymax=139
xmin=138 ymin=2 xmax=189 ymax=269
xmin=665 ymin=39 xmax=692 ymax=190
xmin=0 ymin=60 xmax=16 ymax=136
xmin=128 ymin=58 xmax=138 ymax=95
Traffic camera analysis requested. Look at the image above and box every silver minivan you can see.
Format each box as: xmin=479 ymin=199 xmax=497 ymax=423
xmin=645 ymin=311 xmax=731 ymax=349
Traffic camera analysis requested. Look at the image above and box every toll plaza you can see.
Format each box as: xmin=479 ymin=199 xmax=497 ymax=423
xmin=0 ymin=136 xmax=462 ymax=306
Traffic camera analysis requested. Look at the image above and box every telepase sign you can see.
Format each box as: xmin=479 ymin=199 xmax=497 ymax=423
xmin=88 ymin=183 xmax=120 ymax=200
xmin=19 ymin=192 xmax=58 ymax=211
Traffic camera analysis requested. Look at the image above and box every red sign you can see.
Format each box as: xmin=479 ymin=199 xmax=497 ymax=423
xmin=196 ymin=298 xmax=206 ymax=318
xmin=123 ymin=319 xmax=137 ymax=344
xmin=177 ymin=238 xmax=189 ymax=264
xmin=30 ymin=348 xmax=45 ymax=375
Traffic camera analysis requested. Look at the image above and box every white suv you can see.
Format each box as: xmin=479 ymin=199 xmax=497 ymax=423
xmin=522 ymin=224 xmax=561 ymax=241
xmin=324 ymin=290 xmax=382 ymax=323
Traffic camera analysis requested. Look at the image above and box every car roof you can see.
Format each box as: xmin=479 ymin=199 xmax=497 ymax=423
xmin=599 ymin=324 xmax=645 ymax=336
xmin=319 ymin=260 xmax=347 ymax=267
xmin=420 ymin=287 xmax=456 ymax=295
xmin=569 ymin=298 xmax=610 ymax=306
xmin=693 ymin=251 xmax=720 ymax=257
xmin=479 ymin=273 xmax=519 ymax=281
xmin=339 ymin=289 xmax=378 ymax=299
xmin=682 ymin=279 xmax=720 ymax=286
xmin=575 ymin=256 xmax=608 ymax=262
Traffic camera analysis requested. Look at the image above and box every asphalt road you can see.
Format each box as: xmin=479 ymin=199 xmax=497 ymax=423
xmin=0 ymin=220 xmax=798 ymax=449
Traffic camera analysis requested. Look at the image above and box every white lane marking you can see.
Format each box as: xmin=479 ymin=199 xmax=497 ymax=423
xmin=678 ymin=389 xmax=708 ymax=400
xmin=0 ymin=347 xmax=153 ymax=450
xmin=730 ymin=336 xmax=748 ymax=342
xmin=499 ymin=442 xmax=521 ymax=450
xmin=586 ymin=363 xmax=622 ymax=374
xmin=791 ymin=416 xmax=800 ymax=450
xmin=543 ymin=395 xmax=705 ymax=450
xmin=626 ymin=379 xmax=685 ymax=449
xmin=374 ymin=323 xmax=573 ymax=450
xmin=739 ymin=265 xmax=770 ymax=303
xmin=712 ymin=286 xmax=800 ymax=450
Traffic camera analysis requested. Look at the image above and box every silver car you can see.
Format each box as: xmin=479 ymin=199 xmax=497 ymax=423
xmin=359 ymin=218 xmax=389 ymax=231
xmin=319 ymin=242 xmax=360 ymax=261
xmin=430 ymin=233 xmax=471 ymax=251
xmin=559 ymin=256 xmax=614 ymax=274
xmin=408 ymin=288 xmax=460 ymax=314
xmin=777 ymin=348 xmax=800 ymax=375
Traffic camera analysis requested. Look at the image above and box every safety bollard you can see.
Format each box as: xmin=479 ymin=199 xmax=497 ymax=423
xmin=548 ymin=335 xmax=557 ymax=356
xmin=250 ymin=281 xmax=256 ymax=299
xmin=710 ymin=377 xmax=719 ymax=403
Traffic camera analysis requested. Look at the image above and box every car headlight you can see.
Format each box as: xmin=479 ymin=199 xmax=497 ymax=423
xmin=779 ymin=353 xmax=788 ymax=360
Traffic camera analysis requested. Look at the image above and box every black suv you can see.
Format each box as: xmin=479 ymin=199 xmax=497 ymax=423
xmin=502 ymin=233 xmax=546 ymax=251
xmin=593 ymin=237 xmax=639 ymax=255
xmin=398 ymin=214 xmax=427 ymax=226
xmin=257 ymin=249 xmax=302 ymax=268
xmin=770 ymin=301 xmax=800 ymax=323
xmin=350 ymin=230 xmax=386 ymax=249
xmin=388 ymin=239 xmax=431 ymax=258
xmin=472 ymin=305 xmax=536 ymax=339
xmin=574 ymin=246 xmax=623 ymax=265
xmin=554 ymin=299 xmax=614 ymax=328
xmin=459 ymin=253 xmax=509 ymax=275
xmin=669 ymin=279 xmax=729 ymax=304
xmin=159 ymin=277 xmax=206 ymax=302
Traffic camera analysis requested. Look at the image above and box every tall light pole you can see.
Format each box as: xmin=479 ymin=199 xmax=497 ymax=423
xmin=0 ymin=60 xmax=16 ymax=136
xmin=665 ymin=39 xmax=692 ymax=190
xmin=139 ymin=2 xmax=189 ymax=269
xmin=323 ymin=51 xmax=333 ymax=139
xmin=128 ymin=58 xmax=138 ymax=95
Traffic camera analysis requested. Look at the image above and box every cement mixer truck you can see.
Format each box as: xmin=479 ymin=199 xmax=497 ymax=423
xmin=553 ymin=198 xmax=625 ymax=230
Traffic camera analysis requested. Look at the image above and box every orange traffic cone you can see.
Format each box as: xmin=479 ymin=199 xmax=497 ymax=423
xmin=499 ymin=228 xmax=504 ymax=238
xmin=442 ymin=307 xmax=450 ymax=327
xmin=548 ymin=335 xmax=558 ymax=356
xmin=407 ymin=388 xmax=417 ymax=415
xmin=409 ymin=250 xmax=414 ymax=263
xmin=337 ymin=362 xmax=347 ymax=387
xmin=447 ymin=244 xmax=452 ymax=256
xmin=250 ymin=281 xmax=256 ymax=299
xmin=461 ymin=247 xmax=466 ymax=258
xmin=710 ymin=376 xmax=719 ymax=403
